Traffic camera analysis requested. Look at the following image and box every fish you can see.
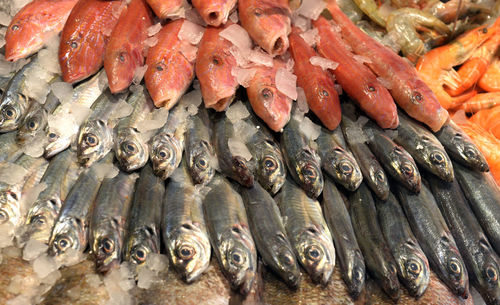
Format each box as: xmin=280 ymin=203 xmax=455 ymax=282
xmin=4 ymin=0 xmax=78 ymax=62
xmin=195 ymin=23 xmax=238 ymax=111
xmin=277 ymin=178 xmax=336 ymax=285
xmin=395 ymin=111 xmax=454 ymax=182
xmin=144 ymin=19 xmax=195 ymax=109
xmin=281 ymin=116 xmax=323 ymax=198
xmin=114 ymin=85 xmax=153 ymax=172
xmin=184 ymin=107 xmax=215 ymax=185
xmin=146 ymin=0 xmax=183 ymax=19
xmin=213 ymin=112 xmax=255 ymax=187
xmin=394 ymin=183 xmax=469 ymax=297
xmin=21 ymin=149 xmax=79 ymax=244
xmin=434 ymin=120 xmax=489 ymax=172
xmin=45 ymin=70 xmax=108 ymax=158
xmin=48 ymin=153 xmax=111 ymax=261
xmin=288 ymin=27 xmax=341 ymax=131
xmin=192 ymin=0 xmax=237 ymax=26
xmin=59 ymin=0 xmax=124 ymax=83
xmin=90 ymin=171 xmax=137 ymax=274
xmin=326 ymin=2 xmax=449 ymax=132
xmin=0 ymin=132 xmax=23 ymax=163
xmin=202 ymin=174 xmax=257 ymax=295
xmin=240 ymin=182 xmax=301 ymax=288
xmin=349 ymin=182 xmax=400 ymax=300
xmin=104 ymin=0 xmax=153 ymax=93
xmin=313 ymin=17 xmax=399 ymax=130
xmin=428 ymin=174 xmax=500 ymax=304
xmin=454 ymin=161 xmax=500 ymax=257
xmin=317 ymin=127 xmax=362 ymax=191
xmin=77 ymin=90 xmax=123 ymax=167
xmin=163 ymin=161 xmax=211 ymax=283
xmin=238 ymin=0 xmax=291 ymax=56
xmin=322 ymin=177 xmax=366 ymax=298
xmin=375 ymin=192 xmax=430 ymax=297
xmin=124 ymin=163 xmax=164 ymax=266
xmin=246 ymin=60 xmax=292 ymax=132
xmin=0 ymin=58 xmax=36 ymax=133
xmin=150 ymin=104 xmax=188 ymax=180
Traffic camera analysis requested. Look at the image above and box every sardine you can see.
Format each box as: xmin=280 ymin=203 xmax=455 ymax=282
xmin=90 ymin=170 xmax=137 ymax=274
xmin=428 ymin=174 xmax=500 ymax=304
xmin=435 ymin=120 xmax=489 ymax=172
xmin=192 ymin=0 xmax=237 ymax=26
xmin=281 ymin=116 xmax=323 ymax=198
xmin=0 ymin=132 xmax=23 ymax=163
xmin=114 ymin=85 xmax=153 ymax=172
xmin=203 ymin=174 xmax=257 ymax=295
xmin=322 ymin=177 xmax=365 ymax=298
xmin=124 ymin=163 xmax=164 ymax=266
xmin=454 ymin=162 xmax=500 ymax=256
xmin=375 ymin=192 xmax=430 ymax=297
xmin=240 ymin=182 xmax=301 ymax=288
xmin=394 ymin=183 xmax=469 ymax=297
xmin=317 ymin=127 xmax=362 ymax=191
xmin=184 ymin=107 xmax=215 ymax=185
xmin=349 ymin=182 xmax=400 ymax=300
xmin=395 ymin=109 xmax=454 ymax=182
xmin=163 ymin=161 xmax=211 ymax=283
xmin=277 ymin=178 xmax=335 ymax=285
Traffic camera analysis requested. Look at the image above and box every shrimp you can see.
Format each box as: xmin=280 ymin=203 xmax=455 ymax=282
xmin=386 ymin=8 xmax=450 ymax=62
xmin=352 ymin=0 xmax=386 ymax=27
xmin=478 ymin=57 xmax=500 ymax=92
xmin=422 ymin=0 xmax=492 ymax=23
xmin=456 ymin=92 xmax=500 ymax=113
xmin=470 ymin=105 xmax=500 ymax=139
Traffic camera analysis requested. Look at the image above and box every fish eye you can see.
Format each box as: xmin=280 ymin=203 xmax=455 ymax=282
xmin=122 ymin=142 xmax=137 ymax=155
xmin=482 ymin=28 xmax=488 ymax=34
xmin=70 ymin=41 xmax=78 ymax=49
xmin=119 ymin=52 xmax=127 ymax=63
xmin=305 ymin=245 xmax=323 ymax=262
xmin=407 ymin=260 xmax=421 ymax=276
xmin=401 ymin=163 xmax=414 ymax=175
xmin=3 ymin=107 xmax=16 ymax=119
xmin=158 ymin=149 xmax=171 ymax=160
xmin=212 ymin=55 xmax=222 ymax=65
xmin=430 ymin=152 xmax=445 ymax=164
xmin=390 ymin=264 xmax=397 ymax=274
xmin=320 ymin=89 xmax=329 ymax=97
xmin=101 ymin=238 xmax=115 ymax=254
xmin=464 ymin=147 xmax=476 ymax=158
xmin=27 ymin=120 xmax=38 ymax=131
xmin=354 ymin=268 xmax=364 ymax=282
xmin=132 ymin=247 xmax=147 ymax=264
xmin=448 ymin=260 xmax=461 ymax=274
xmin=338 ymin=160 xmax=353 ymax=175
xmin=85 ymin=134 xmax=99 ymax=147
xmin=156 ymin=63 xmax=164 ymax=71
xmin=367 ymin=85 xmax=376 ymax=92
xmin=48 ymin=132 xmax=58 ymax=142
xmin=486 ymin=266 xmax=498 ymax=283
xmin=11 ymin=24 xmax=19 ymax=31
xmin=254 ymin=8 xmax=263 ymax=16
xmin=229 ymin=250 xmax=245 ymax=266
xmin=55 ymin=236 xmax=72 ymax=251
xmin=303 ymin=166 xmax=317 ymax=180
xmin=196 ymin=157 xmax=208 ymax=169
xmin=263 ymin=157 xmax=277 ymax=171
xmin=177 ymin=245 xmax=195 ymax=260
xmin=0 ymin=210 xmax=8 ymax=224
xmin=31 ymin=215 xmax=46 ymax=226
xmin=279 ymin=251 xmax=294 ymax=266
xmin=261 ymin=88 xmax=273 ymax=100
xmin=412 ymin=92 xmax=423 ymax=103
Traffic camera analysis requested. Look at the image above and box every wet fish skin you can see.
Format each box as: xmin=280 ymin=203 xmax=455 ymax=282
xmin=317 ymin=127 xmax=362 ymax=191
xmin=281 ymin=117 xmax=323 ymax=199
xmin=395 ymin=110 xmax=454 ymax=182
xmin=277 ymin=178 xmax=335 ymax=286
xmin=428 ymin=174 xmax=500 ymax=304
xmin=192 ymin=0 xmax=237 ymax=26
xmin=0 ymin=132 xmax=23 ymax=163
xmin=240 ymin=182 xmax=301 ymax=288
xmin=349 ymin=182 xmax=400 ymax=300
xmin=163 ymin=161 xmax=211 ymax=283
xmin=322 ymin=177 xmax=366 ymax=298
xmin=146 ymin=0 xmax=183 ymax=19
xmin=434 ymin=120 xmax=489 ymax=172
xmin=203 ymin=174 xmax=257 ymax=295
xmin=375 ymin=192 xmax=430 ymax=297
xmin=394 ymin=183 xmax=469 ymax=298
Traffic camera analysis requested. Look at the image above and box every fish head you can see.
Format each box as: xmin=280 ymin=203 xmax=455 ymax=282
xmin=105 ymin=45 xmax=143 ymax=94
xmin=150 ymin=134 xmax=182 ymax=180
xmin=115 ymin=128 xmax=148 ymax=172
xmin=187 ymin=140 xmax=215 ymax=185
xmin=0 ymin=92 xmax=30 ymax=132
xmin=220 ymin=224 xmax=257 ymax=295
xmin=257 ymin=142 xmax=286 ymax=195
xmin=344 ymin=250 xmax=366 ymax=298
xmin=194 ymin=0 xmax=233 ymax=26
xmin=0 ymin=189 xmax=22 ymax=226
xmin=395 ymin=243 xmax=430 ymax=298
xmin=21 ymin=197 xmax=62 ymax=244
xmin=166 ymin=222 xmax=211 ymax=283
xmin=44 ymin=130 xmax=71 ymax=158
xmin=16 ymin=108 xmax=47 ymax=145
xmin=77 ymin=120 xmax=113 ymax=167
xmin=421 ymin=136 xmax=454 ymax=182
xmin=297 ymin=151 xmax=323 ymax=198
xmin=92 ymin=218 xmax=123 ymax=274
xmin=331 ymin=149 xmax=362 ymax=191
xmin=453 ymin=132 xmax=489 ymax=171
xmin=393 ymin=146 xmax=421 ymax=192
xmin=442 ymin=247 xmax=469 ymax=298
xmin=4 ymin=17 xmax=44 ymax=61
xmin=478 ymin=254 xmax=500 ymax=304
xmin=369 ymin=167 xmax=389 ymax=200
xmin=309 ymin=78 xmax=342 ymax=130
xmin=295 ymin=226 xmax=335 ymax=286
xmin=231 ymin=156 xmax=254 ymax=187
xmin=270 ymin=232 xmax=301 ymax=288
xmin=124 ymin=227 xmax=160 ymax=266
xmin=48 ymin=216 xmax=86 ymax=257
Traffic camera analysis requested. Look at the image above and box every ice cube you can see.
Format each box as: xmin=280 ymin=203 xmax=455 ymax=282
xmin=51 ymin=82 xmax=74 ymax=104
xmin=110 ymin=99 xmax=134 ymax=120
xmin=376 ymin=76 xmax=393 ymax=90
xmin=0 ymin=163 xmax=28 ymax=185
xmin=229 ymin=11 xmax=238 ymax=23
xmin=219 ymin=24 xmax=253 ymax=51
xmin=144 ymin=36 xmax=159 ymax=48
xmin=300 ymin=28 xmax=319 ymax=47
xmin=226 ymin=100 xmax=250 ymax=123
xmin=93 ymin=163 xmax=119 ymax=180
xmin=179 ymin=41 xmax=198 ymax=62
xmin=296 ymin=87 xmax=309 ymax=113
xmin=178 ymin=19 xmax=205 ymax=45
xmin=38 ymin=48 xmax=61 ymax=75
xmin=22 ymin=238 xmax=46 ymax=262
xmin=231 ymin=66 xmax=256 ymax=88
xmin=32 ymin=253 xmax=59 ymax=279
xmin=133 ymin=64 xmax=148 ymax=85
xmin=0 ymin=11 xmax=11 ymax=26
xmin=146 ymin=253 xmax=169 ymax=272
xmin=292 ymin=14 xmax=311 ymax=32
xmin=10 ymin=0 xmax=30 ymax=15
xmin=296 ymin=0 xmax=327 ymax=20
xmin=137 ymin=266 xmax=156 ymax=289
xmin=233 ymin=120 xmax=257 ymax=143
xmin=309 ymin=56 xmax=338 ymax=71
xmin=179 ymin=89 xmax=202 ymax=109
xmin=2 ymin=245 xmax=21 ymax=258
xmin=352 ymin=54 xmax=372 ymax=64
xmin=6 ymin=295 xmax=31 ymax=305
xmin=300 ymin=117 xmax=321 ymax=140
xmin=85 ymin=273 xmax=101 ymax=288
xmin=248 ymin=48 xmax=273 ymax=67
xmin=228 ymin=138 xmax=252 ymax=161
xmin=147 ymin=23 xmax=162 ymax=37
xmin=275 ymin=68 xmax=297 ymax=100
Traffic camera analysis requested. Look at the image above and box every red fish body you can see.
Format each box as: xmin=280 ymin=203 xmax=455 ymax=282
xmin=59 ymin=0 xmax=123 ymax=83
xmin=313 ymin=17 xmax=398 ymax=129
xmin=289 ymin=28 xmax=341 ymax=131
xmin=145 ymin=19 xmax=195 ymax=109
xmin=5 ymin=0 xmax=78 ymax=62
xmin=238 ymin=0 xmax=291 ymax=56
xmin=104 ymin=0 xmax=152 ymax=93
xmin=192 ymin=0 xmax=237 ymax=27
xmin=196 ymin=24 xmax=239 ymax=111
xmin=146 ymin=0 xmax=183 ymax=19
xmin=327 ymin=2 xmax=448 ymax=132
xmin=246 ymin=60 xmax=292 ymax=132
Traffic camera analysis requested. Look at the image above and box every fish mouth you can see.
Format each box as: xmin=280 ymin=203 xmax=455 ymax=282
xmin=234 ymin=269 xmax=256 ymax=296
xmin=346 ymin=265 xmax=365 ymax=299
xmin=208 ymin=95 xmax=235 ymax=111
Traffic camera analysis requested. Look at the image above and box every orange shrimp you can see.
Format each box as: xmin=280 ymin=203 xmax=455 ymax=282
xmin=455 ymin=92 xmax=500 ymax=113
xmin=470 ymin=105 xmax=500 ymax=139
xmin=478 ymin=57 xmax=500 ymax=92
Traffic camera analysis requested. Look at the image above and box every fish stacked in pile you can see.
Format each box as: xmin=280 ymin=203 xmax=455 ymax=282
xmin=0 ymin=0 xmax=499 ymax=304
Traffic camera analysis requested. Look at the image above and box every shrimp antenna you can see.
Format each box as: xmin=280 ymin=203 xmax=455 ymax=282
xmin=451 ymin=0 xmax=464 ymax=39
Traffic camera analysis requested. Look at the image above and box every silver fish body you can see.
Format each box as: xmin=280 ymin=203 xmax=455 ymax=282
xmin=0 ymin=131 xmax=23 ymax=163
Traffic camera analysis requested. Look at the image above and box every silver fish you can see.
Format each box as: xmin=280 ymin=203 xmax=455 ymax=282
xmin=0 ymin=131 xmax=23 ymax=163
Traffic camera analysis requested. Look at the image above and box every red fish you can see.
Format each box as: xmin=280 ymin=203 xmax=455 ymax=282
xmin=327 ymin=2 xmax=449 ymax=132
xmin=246 ymin=60 xmax=292 ymax=132
xmin=192 ymin=0 xmax=237 ymax=27
xmin=313 ymin=17 xmax=398 ymax=129
xmin=288 ymin=27 xmax=341 ymax=131
xmin=238 ymin=0 xmax=291 ymax=56
xmin=144 ymin=19 xmax=195 ymax=109
xmin=196 ymin=24 xmax=238 ymax=111
xmin=104 ymin=0 xmax=152 ymax=93
xmin=5 ymin=0 xmax=78 ymax=62
xmin=146 ymin=0 xmax=183 ymax=20
xmin=59 ymin=0 xmax=124 ymax=83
